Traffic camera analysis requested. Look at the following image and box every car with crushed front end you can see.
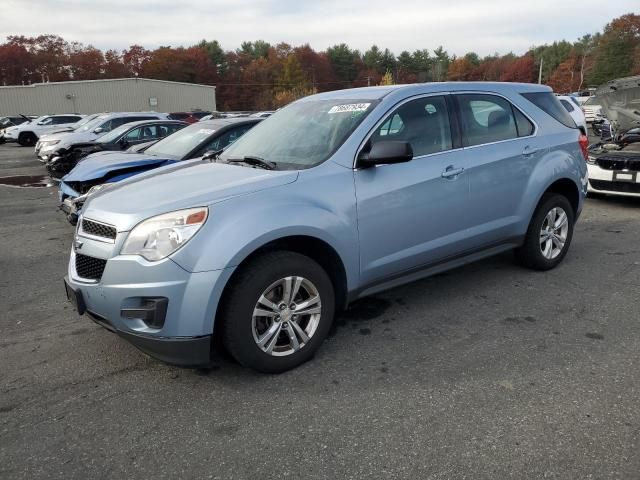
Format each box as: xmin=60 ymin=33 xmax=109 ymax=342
xmin=46 ymin=119 xmax=188 ymax=178
xmin=586 ymin=75 xmax=640 ymax=197
xmin=58 ymin=117 xmax=260 ymax=223
xmin=64 ymin=82 xmax=588 ymax=373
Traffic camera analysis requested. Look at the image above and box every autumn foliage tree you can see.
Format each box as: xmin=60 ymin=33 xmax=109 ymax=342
xmin=0 ymin=13 xmax=637 ymax=107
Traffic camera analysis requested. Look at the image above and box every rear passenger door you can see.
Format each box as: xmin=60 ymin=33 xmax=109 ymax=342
xmin=455 ymin=93 xmax=541 ymax=246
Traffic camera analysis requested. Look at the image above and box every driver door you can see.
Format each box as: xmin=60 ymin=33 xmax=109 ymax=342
xmin=354 ymin=94 xmax=472 ymax=287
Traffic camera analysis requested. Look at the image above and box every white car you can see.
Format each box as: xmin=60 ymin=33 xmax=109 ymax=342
xmin=586 ymin=76 xmax=640 ymax=198
xmin=37 ymin=112 xmax=168 ymax=161
xmin=557 ymin=96 xmax=587 ymax=134
xmin=3 ymin=114 xmax=84 ymax=146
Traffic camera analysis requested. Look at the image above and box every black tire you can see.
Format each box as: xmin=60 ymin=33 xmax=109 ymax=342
xmin=515 ymin=193 xmax=575 ymax=271
xmin=18 ymin=132 xmax=37 ymax=147
xmin=220 ymin=251 xmax=335 ymax=373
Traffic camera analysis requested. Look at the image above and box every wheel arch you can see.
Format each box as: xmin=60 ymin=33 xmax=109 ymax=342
xmin=539 ymin=177 xmax=580 ymax=216
xmin=216 ymin=235 xmax=350 ymax=326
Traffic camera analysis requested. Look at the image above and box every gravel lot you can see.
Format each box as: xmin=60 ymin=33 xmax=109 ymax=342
xmin=1 ymin=142 xmax=639 ymax=479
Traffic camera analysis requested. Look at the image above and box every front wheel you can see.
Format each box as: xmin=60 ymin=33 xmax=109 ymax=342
xmin=515 ymin=193 xmax=575 ymax=270
xmin=220 ymin=251 xmax=335 ymax=373
xmin=18 ymin=132 xmax=37 ymax=147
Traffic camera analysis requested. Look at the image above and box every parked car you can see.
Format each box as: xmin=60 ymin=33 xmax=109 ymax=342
xmin=557 ymin=95 xmax=587 ymax=134
xmin=3 ymin=114 xmax=85 ymax=146
xmin=168 ymin=111 xmax=211 ymax=123
xmin=58 ymin=117 xmax=260 ymax=222
xmin=46 ymin=120 xmax=187 ymax=177
xmin=587 ymin=75 xmax=640 ymax=197
xmin=0 ymin=115 xmax=35 ymax=144
xmin=36 ymin=112 xmax=168 ymax=161
xmin=64 ymin=82 xmax=587 ymax=373
xmin=581 ymin=96 xmax=603 ymax=123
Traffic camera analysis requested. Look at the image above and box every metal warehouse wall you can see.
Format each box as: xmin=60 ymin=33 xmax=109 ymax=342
xmin=0 ymin=78 xmax=216 ymax=115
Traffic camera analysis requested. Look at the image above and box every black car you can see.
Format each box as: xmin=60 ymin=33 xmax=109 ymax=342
xmin=46 ymin=120 xmax=188 ymax=177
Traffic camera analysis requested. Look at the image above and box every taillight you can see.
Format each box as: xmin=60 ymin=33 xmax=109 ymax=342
xmin=578 ymin=134 xmax=589 ymax=161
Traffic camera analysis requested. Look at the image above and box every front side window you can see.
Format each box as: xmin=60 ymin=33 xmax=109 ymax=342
xmin=457 ymin=94 xmax=521 ymax=146
xmin=219 ymin=99 xmax=378 ymax=170
xmin=367 ymin=96 xmax=453 ymax=157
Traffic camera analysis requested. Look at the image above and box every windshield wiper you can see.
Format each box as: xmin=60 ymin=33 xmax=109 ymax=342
xmin=225 ymin=156 xmax=276 ymax=170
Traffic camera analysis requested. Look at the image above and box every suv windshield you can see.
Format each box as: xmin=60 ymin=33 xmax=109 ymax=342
xmin=71 ymin=115 xmax=98 ymax=130
xmin=146 ymin=123 xmax=215 ymax=159
xmin=77 ymin=115 xmax=109 ymax=133
xmin=219 ymin=99 xmax=378 ymax=169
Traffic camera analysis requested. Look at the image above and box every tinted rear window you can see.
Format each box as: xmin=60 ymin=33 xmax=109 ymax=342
xmin=521 ymin=92 xmax=576 ymax=129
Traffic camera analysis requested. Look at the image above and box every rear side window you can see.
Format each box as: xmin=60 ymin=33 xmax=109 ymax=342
xmin=559 ymin=99 xmax=575 ymax=112
xmin=521 ymin=92 xmax=576 ymax=129
xmin=457 ymin=94 xmax=519 ymax=146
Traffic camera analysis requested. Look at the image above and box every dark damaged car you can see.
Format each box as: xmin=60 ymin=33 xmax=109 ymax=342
xmin=46 ymin=120 xmax=187 ymax=178
xmin=59 ymin=117 xmax=261 ymax=223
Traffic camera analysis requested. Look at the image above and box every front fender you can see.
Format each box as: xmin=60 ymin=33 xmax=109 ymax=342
xmin=169 ymin=164 xmax=360 ymax=292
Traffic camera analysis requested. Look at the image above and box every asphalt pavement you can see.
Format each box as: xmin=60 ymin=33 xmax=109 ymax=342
xmin=0 ymin=143 xmax=639 ymax=479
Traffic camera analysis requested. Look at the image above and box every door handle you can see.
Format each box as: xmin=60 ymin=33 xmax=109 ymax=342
xmin=441 ymin=165 xmax=464 ymax=179
xmin=522 ymin=145 xmax=539 ymax=157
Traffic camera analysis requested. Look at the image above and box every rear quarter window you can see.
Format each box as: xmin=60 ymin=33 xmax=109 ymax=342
xmin=521 ymin=92 xmax=576 ymax=129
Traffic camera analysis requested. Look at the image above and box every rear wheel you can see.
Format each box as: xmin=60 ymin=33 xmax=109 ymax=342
xmin=515 ymin=193 xmax=575 ymax=270
xmin=18 ymin=132 xmax=37 ymax=147
xmin=220 ymin=251 xmax=335 ymax=373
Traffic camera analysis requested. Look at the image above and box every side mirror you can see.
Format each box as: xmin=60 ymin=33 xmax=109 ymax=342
xmin=93 ymin=127 xmax=104 ymax=134
xmin=357 ymin=141 xmax=413 ymax=168
xmin=119 ymin=138 xmax=129 ymax=148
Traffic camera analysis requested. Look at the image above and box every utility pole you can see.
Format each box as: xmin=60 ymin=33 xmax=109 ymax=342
xmin=367 ymin=76 xmax=370 ymax=87
xmin=538 ymin=58 xmax=543 ymax=84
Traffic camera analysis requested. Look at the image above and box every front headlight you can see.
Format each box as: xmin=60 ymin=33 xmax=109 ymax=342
xmin=121 ymin=207 xmax=208 ymax=261
xmin=587 ymin=155 xmax=597 ymax=165
xmin=43 ymin=139 xmax=60 ymax=146
xmin=85 ymin=183 xmax=113 ymax=197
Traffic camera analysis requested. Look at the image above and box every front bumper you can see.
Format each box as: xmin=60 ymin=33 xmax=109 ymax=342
xmin=64 ymin=232 xmax=234 ymax=366
xmin=587 ymin=163 xmax=640 ymax=198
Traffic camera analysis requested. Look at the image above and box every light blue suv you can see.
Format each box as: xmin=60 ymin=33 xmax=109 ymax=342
xmin=64 ymin=82 xmax=589 ymax=373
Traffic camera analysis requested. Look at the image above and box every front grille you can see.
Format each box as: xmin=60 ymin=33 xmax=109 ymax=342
xmin=596 ymin=154 xmax=640 ymax=171
xmin=82 ymin=219 xmax=117 ymax=240
xmin=590 ymin=179 xmax=640 ymax=194
xmin=75 ymin=253 xmax=107 ymax=280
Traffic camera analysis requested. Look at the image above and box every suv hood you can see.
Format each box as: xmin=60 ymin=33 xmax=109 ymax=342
xmin=83 ymin=160 xmax=299 ymax=230
xmin=64 ymin=152 xmax=171 ymax=182
xmin=54 ymin=130 xmax=99 ymax=147
xmin=595 ymin=75 xmax=640 ymax=132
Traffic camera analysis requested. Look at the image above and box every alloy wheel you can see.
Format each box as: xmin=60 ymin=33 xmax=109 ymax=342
xmin=251 ymin=276 xmax=322 ymax=357
xmin=539 ymin=207 xmax=569 ymax=260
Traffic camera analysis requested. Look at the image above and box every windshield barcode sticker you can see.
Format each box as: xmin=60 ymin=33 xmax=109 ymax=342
xmin=328 ymin=103 xmax=371 ymax=114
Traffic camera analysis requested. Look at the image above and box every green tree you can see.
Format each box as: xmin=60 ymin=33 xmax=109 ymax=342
xmin=326 ymin=43 xmax=360 ymax=83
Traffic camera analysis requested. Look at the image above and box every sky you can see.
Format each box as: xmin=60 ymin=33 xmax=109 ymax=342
xmin=1 ymin=0 xmax=638 ymax=56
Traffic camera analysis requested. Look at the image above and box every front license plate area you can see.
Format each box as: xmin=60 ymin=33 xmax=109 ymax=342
xmin=64 ymin=278 xmax=86 ymax=315
xmin=613 ymin=171 xmax=636 ymax=182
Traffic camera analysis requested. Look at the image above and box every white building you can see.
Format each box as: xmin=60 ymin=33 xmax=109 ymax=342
xmin=0 ymin=77 xmax=216 ymax=115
